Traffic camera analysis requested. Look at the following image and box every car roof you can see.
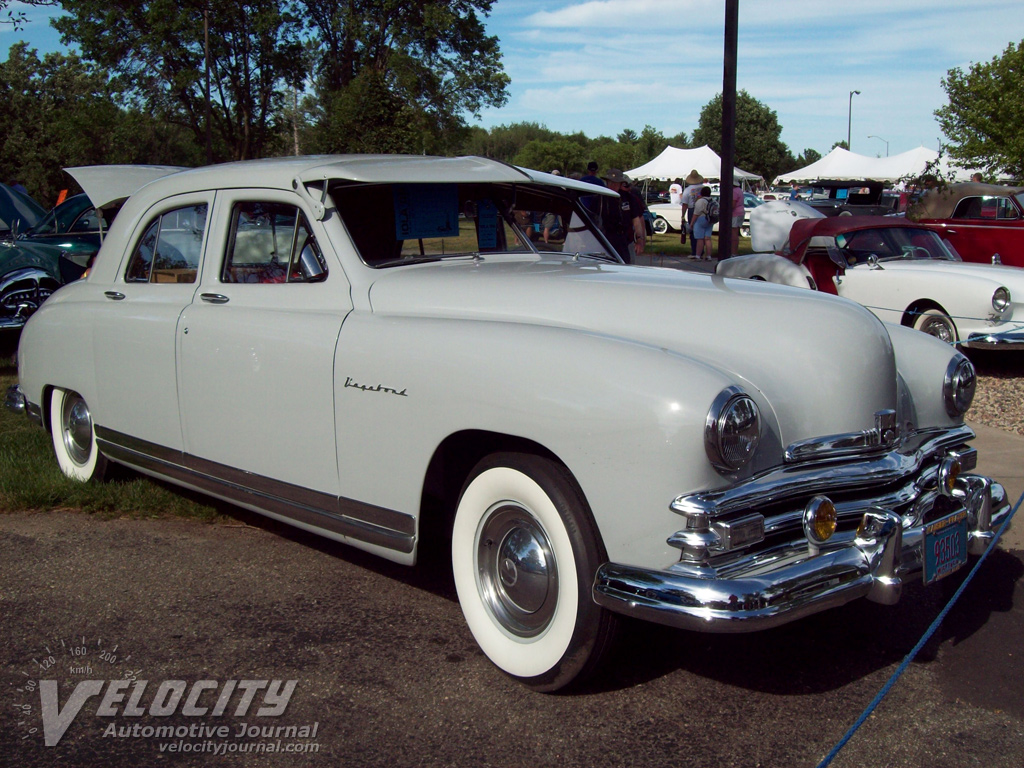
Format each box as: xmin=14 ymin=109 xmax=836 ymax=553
xmin=131 ymin=155 xmax=620 ymax=201
xmin=913 ymin=182 xmax=1024 ymax=220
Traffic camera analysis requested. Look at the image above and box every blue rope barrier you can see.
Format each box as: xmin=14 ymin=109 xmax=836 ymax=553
xmin=815 ymin=488 xmax=1023 ymax=768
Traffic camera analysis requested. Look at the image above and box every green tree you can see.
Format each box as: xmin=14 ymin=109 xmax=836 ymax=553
xmin=460 ymin=122 xmax=556 ymax=162
xmin=831 ymin=140 xmax=849 ymax=151
xmin=301 ymin=0 xmax=509 ymax=155
xmin=56 ymin=0 xmax=308 ymax=162
xmin=0 ymin=43 xmax=200 ymax=203
xmin=692 ymin=91 xmax=789 ymax=180
xmin=512 ymin=138 xmax=585 ymax=175
xmin=936 ymin=40 xmax=1024 ymax=178
xmin=635 ymin=125 xmax=668 ymax=165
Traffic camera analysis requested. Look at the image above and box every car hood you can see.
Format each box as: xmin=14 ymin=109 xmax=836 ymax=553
xmin=868 ymin=259 xmax=1024 ymax=286
xmin=366 ymin=256 xmax=899 ymax=447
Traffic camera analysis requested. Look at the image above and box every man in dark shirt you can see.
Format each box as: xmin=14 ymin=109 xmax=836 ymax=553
xmin=579 ymin=160 xmax=604 ymax=219
xmin=599 ymin=169 xmax=644 ymax=264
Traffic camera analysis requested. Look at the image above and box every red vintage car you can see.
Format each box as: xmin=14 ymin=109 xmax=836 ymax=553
xmin=912 ymin=182 xmax=1024 ymax=267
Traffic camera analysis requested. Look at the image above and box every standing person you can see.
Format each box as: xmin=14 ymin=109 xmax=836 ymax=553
xmin=579 ymin=161 xmax=604 ymax=220
xmin=680 ymin=170 xmax=704 ymax=255
xmin=668 ymin=179 xmax=683 ymax=206
xmin=623 ymin=178 xmax=648 ymax=262
xmin=691 ymin=186 xmax=714 ymax=261
xmin=728 ymin=182 xmax=745 ymax=258
xmin=598 ymin=169 xmax=643 ymax=264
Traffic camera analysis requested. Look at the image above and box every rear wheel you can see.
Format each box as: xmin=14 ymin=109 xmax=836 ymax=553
xmin=50 ymin=388 xmax=107 ymax=482
xmin=451 ymin=453 xmax=617 ymax=691
xmin=653 ymin=217 xmax=670 ymax=235
xmin=914 ymin=308 xmax=957 ymax=344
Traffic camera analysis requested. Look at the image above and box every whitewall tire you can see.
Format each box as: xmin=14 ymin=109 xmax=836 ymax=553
xmin=50 ymin=388 xmax=107 ymax=482
xmin=452 ymin=453 xmax=616 ymax=691
xmin=914 ymin=308 xmax=957 ymax=345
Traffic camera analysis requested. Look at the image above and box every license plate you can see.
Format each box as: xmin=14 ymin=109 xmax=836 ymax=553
xmin=923 ymin=509 xmax=968 ymax=585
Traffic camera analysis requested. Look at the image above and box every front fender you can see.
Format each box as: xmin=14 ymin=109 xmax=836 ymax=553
xmin=333 ymin=313 xmax=783 ymax=568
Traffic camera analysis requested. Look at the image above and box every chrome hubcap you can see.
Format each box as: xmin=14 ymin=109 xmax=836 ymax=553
xmin=923 ymin=317 xmax=954 ymax=343
xmin=61 ymin=393 xmax=93 ymax=466
xmin=476 ymin=504 xmax=557 ymax=638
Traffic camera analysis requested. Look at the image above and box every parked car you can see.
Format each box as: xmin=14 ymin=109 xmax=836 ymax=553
xmin=796 ymin=180 xmax=901 ymax=217
xmin=649 ymin=192 xmax=761 ymax=237
xmin=911 ymin=182 xmax=1024 ymax=267
xmin=717 ymin=215 xmax=1024 ymax=348
xmin=0 ymin=183 xmax=45 ymax=236
xmin=0 ymin=167 xmax=185 ymax=332
xmin=9 ymin=155 xmax=1010 ymax=692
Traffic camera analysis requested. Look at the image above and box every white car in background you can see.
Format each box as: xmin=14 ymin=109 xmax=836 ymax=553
xmin=649 ymin=192 xmax=762 ymax=237
xmin=717 ymin=214 xmax=1024 ymax=348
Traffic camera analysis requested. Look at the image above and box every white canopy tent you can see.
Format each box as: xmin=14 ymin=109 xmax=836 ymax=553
xmin=775 ymin=146 xmax=999 ymax=185
xmin=626 ymin=145 xmax=763 ymax=186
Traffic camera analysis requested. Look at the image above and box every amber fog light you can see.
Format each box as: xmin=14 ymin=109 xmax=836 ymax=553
xmin=803 ymin=496 xmax=837 ymax=544
xmin=937 ymin=456 xmax=961 ymax=497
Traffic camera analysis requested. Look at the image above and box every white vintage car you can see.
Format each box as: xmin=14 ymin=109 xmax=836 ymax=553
xmin=8 ymin=156 xmax=1011 ymax=692
xmin=717 ymin=214 xmax=1024 ymax=348
xmin=649 ymin=192 xmax=760 ymax=237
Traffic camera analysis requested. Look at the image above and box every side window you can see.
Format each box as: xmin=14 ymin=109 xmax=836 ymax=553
xmin=125 ymin=204 xmax=207 ymax=283
xmin=951 ymin=197 xmax=982 ymax=219
xmin=997 ymin=197 xmax=1020 ymax=220
xmin=222 ymin=201 xmax=327 ymax=284
xmin=70 ymin=207 xmax=99 ymax=233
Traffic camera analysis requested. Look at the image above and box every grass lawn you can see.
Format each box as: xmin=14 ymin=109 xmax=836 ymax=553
xmin=645 ymin=231 xmax=756 ymax=257
xmin=0 ymin=354 xmax=224 ymax=520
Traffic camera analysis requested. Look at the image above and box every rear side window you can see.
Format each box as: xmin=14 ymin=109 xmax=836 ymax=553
xmin=222 ymin=202 xmax=327 ymax=284
xmin=125 ymin=204 xmax=207 ymax=284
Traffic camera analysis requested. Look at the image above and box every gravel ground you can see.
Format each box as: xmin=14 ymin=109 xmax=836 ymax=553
xmin=968 ymin=350 xmax=1024 ymax=435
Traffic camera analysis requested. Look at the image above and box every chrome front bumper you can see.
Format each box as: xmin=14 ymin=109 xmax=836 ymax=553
xmin=963 ymin=328 xmax=1024 ymax=350
xmin=593 ymin=474 xmax=1011 ymax=633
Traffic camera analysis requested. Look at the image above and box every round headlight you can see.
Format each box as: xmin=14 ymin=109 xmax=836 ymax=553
xmin=943 ymin=356 xmax=976 ymax=417
xmin=992 ymin=286 xmax=1011 ymax=312
xmin=705 ymin=387 xmax=761 ymax=472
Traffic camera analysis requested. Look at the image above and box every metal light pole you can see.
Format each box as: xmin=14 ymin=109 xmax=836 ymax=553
xmin=867 ymin=135 xmax=889 ymax=156
xmin=719 ymin=0 xmax=739 ymax=260
xmin=847 ymin=90 xmax=860 ymax=150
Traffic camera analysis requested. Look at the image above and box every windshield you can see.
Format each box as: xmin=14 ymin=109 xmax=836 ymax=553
xmin=835 ymin=227 xmax=959 ymax=265
xmin=329 ymin=181 xmax=617 ymax=267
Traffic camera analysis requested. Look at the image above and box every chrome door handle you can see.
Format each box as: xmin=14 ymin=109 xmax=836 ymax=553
xmin=946 ymin=229 xmax=957 ymax=236
xmin=200 ymin=293 xmax=230 ymax=304
xmin=104 ymin=291 xmax=125 ymax=300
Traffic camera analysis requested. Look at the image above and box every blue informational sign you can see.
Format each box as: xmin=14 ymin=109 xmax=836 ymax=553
xmin=393 ymin=184 xmax=459 ymax=240
xmin=836 ymin=188 xmax=849 ymax=200
xmin=477 ymin=199 xmax=498 ymax=249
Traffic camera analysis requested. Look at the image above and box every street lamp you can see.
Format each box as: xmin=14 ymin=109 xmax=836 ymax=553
xmin=868 ymin=134 xmax=889 ymax=157
xmin=847 ymin=90 xmax=861 ymax=151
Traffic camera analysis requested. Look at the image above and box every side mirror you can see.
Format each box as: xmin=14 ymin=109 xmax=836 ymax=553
xmin=992 ymin=253 xmax=1002 ymax=265
xmin=867 ymin=254 xmax=883 ymax=270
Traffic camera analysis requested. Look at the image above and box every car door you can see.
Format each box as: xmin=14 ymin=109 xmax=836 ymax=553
xmin=938 ymin=195 xmax=1024 ymax=265
xmin=92 ymin=193 xmax=211 ymax=451
xmin=177 ymin=189 xmax=351 ymax=497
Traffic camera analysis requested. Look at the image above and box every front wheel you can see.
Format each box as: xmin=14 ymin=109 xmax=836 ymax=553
xmin=50 ymin=387 xmax=108 ymax=482
xmin=451 ymin=453 xmax=617 ymax=691
xmin=913 ymin=308 xmax=958 ymax=344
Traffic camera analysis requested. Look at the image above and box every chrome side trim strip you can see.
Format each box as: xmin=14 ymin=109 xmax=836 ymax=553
xmin=95 ymin=426 xmax=416 ymax=553
xmin=673 ymin=425 xmax=975 ymax=520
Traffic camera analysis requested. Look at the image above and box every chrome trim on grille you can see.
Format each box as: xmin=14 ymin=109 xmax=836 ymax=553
xmin=784 ymin=409 xmax=898 ymax=463
xmin=595 ymin=476 xmax=1010 ymax=633
xmin=94 ymin=426 xmax=416 ymax=553
xmin=673 ymin=424 xmax=975 ymax=521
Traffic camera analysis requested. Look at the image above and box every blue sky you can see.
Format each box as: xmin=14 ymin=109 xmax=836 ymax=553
xmin=6 ymin=0 xmax=1024 ymax=159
